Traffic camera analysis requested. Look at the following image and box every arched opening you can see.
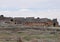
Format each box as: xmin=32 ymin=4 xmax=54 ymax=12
xmin=15 ymin=22 xmax=16 ymax=24
xmin=53 ymin=23 xmax=56 ymax=27
xmin=10 ymin=19 xmax=13 ymax=22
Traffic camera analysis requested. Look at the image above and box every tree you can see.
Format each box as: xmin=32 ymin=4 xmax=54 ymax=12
xmin=0 ymin=15 xmax=4 ymax=18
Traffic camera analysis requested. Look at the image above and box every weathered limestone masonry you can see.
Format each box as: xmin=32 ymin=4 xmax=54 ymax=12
xmin=0 ymin=15 xmax=59 ymax=27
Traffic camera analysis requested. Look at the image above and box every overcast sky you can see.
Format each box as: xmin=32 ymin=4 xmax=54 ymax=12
xmin=0 ymin=0 xmax=60 ymax=24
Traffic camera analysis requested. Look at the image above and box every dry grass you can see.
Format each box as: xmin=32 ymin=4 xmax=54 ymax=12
xmin=0 ymin=27 xmax=59 ymax=42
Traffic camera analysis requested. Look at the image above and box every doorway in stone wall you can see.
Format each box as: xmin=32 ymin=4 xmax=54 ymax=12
xmin=53 ymin=23 xmax=56 ymax=27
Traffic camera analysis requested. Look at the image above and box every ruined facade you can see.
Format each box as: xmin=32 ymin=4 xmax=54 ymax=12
xmin=13 ymin=17 xmax=59 ymax=27
xmin=0 ymin=15 xmax=59 ymax=27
